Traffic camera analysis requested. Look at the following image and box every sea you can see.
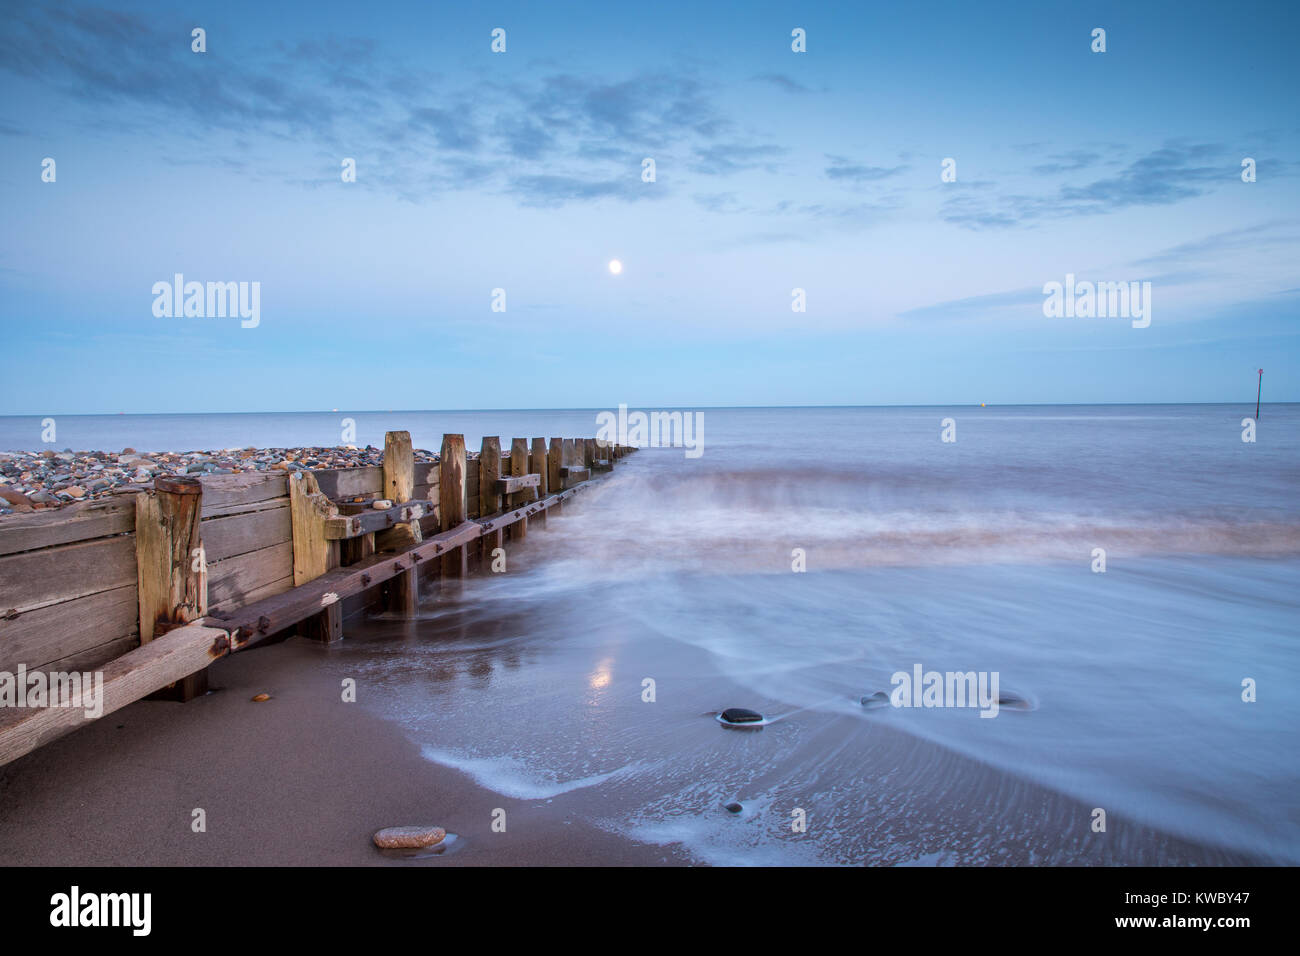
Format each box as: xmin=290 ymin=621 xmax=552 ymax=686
xmin=2 ymin=404 xmax=1296 ymax=865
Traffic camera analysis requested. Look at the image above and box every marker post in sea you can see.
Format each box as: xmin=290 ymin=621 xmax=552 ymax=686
xmin=1256 ymin=369 xmax=1263 ymax=419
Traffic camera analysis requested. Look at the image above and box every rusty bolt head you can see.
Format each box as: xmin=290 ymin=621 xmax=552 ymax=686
xmin=361 ymin=573 xmax=371 ymax=586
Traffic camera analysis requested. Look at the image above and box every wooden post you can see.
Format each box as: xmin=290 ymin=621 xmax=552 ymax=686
xmin=510 ymin=438 xmax=530 ymax=540
xmin=480 ymin=437 xmax=502 ymax=516
xmin=583 ymin=438 xmax=596 ymax=470
xmin=479 ymin=437 xmax=502 ymax=568
xmin=341 ymin=532 xmax=374 ymax=566
xmin=548 ymin=438 xmax=563 ymax=498
xmin=376 ymin=431 xmax=421 ymax=551
xmin=531 ymin=437 xmax=548 ymax=527
xmin=136 ymin=476 xmax=209 ymax=700
xmin=440 ymin=434 xmax=467 ymax=578
xmin=289 ymin=471 xmax=344 ymax=639
xmin=376 ymin=431 xmax=421 ymax=613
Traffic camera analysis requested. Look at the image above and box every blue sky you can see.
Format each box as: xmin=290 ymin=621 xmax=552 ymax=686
xmin=0 ymin=0 xmax=1297 ymax=413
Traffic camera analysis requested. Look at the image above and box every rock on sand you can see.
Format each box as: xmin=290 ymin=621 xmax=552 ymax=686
xmin=373 ymin=825 xmax=447 ymax=849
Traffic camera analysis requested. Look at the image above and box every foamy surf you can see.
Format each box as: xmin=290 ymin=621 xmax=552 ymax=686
xmin=419 ymin=747 xmax=642 ymax=800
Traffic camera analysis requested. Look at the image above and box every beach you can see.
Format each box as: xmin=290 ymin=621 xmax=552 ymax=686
xmin=1 ymin=404 xmax=1298 ymax=866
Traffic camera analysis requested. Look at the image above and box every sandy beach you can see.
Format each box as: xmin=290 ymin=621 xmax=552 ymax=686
xmin=0 ymin=596 xmax=1268 ymax=867
xmin=0 ymin=634 xmax=689 ymax=867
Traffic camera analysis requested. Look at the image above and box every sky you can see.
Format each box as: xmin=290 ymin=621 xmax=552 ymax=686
xmin=0 ymin=0 xmax=1297 ymax=413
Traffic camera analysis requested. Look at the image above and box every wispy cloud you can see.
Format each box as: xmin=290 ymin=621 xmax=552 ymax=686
xmin=942 ymin=142 xmax=1246 ymax=230
xmin=750 ymin=73 xmax=813 ymax=94
xmin=824 ymin=155 xmax=908 ymax=183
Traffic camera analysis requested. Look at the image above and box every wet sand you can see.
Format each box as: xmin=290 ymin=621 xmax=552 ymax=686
xmin=0 ymin=636 xmax=690 ymax=866
xmin=0 ymin=614 xmax=1265 ymax=867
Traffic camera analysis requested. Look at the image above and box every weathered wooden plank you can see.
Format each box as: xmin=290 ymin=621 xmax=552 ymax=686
xmin=0 ymin=585 xmax=138 ymax=673
xmin=0 ymin=535 xmax=137 ymax=615
xmin=206 ymin=542 xmax=293 ymax=609
xmin=324 ymin=501 xmax=430 ymax=538
xmin=0 ymin=497 xmax=135 ymax=558
xmin=312 ymin=466 xmax=382 ymax=501
xmin=413 ymin=462 xmax=437 ymax=487
xmin=0 ymin=622 xmax=232 ymax=767
xmin=496 ymin=473 xmax=540 ymax=494
xmin=208 ymin=571 xmax=292 ymax=614
xmin=39 ymin=633 xmax=139 ymax=676
xmin=201 ymin=502 xmax=291 ymax=563
xmin=199 ymin=472 xmax=288 ymax=515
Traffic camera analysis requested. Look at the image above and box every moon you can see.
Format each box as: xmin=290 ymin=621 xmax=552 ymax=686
xmin=608 ymin=259 xmax=623 ymax=275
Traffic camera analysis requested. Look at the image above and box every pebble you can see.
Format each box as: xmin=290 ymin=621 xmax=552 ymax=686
xmin=724 ymin=802 xmax=743 ymax=813
xmin=720 ymin=707 xmax=764 ymax=724
xmin=0 ymin=444 xmax=437 ymax=515
xmin=251 ymin=693 xmax=271 ymax=702
xmin=373 ymin=826 xmax=447 ymax=849
xmin=860 ymin=691 xmax=890 ymax=709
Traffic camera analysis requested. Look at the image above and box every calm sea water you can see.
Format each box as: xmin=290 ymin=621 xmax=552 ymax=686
xmin=6 ymin=405 xmax=1296 ymax=863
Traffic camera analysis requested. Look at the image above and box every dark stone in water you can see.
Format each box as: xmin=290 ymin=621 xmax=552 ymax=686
xmin=997 ymin=691 xmax=1032 ymax=710
xmin=860 ymin=691 xmax=890 ymax=709
xmin=720 ymin=707 xmax=763 ymax=723
xmin=724 ymin=802 xmax=743 ymax=813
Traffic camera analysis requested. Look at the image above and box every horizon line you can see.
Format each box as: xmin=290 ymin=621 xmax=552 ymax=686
xmin=0 ymin=400 xmax=1292 ymax=418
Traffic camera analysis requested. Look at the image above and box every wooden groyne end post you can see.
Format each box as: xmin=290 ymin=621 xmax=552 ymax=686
xmin=136 ymin=476 xmax=209 ymax=700
xmin=289 ymin=470 xmax=343 ymax=641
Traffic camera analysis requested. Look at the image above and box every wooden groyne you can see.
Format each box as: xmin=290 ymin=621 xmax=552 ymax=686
xmin=0 ymin=431 xmax=635 ymax=765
